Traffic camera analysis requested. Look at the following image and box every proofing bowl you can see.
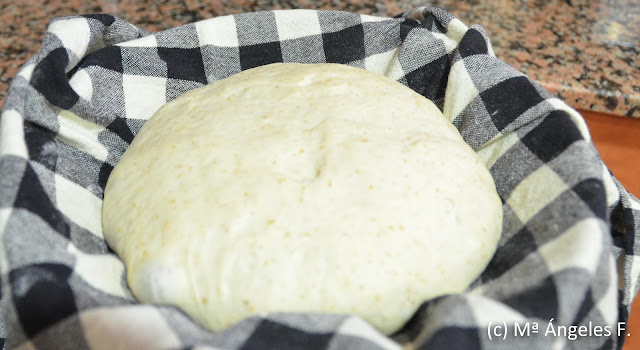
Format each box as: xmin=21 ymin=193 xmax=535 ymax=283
xmin=1 ymin=6 xmax=639 ymax=350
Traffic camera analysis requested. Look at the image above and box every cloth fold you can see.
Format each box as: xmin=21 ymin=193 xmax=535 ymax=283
xmin=1 ymin=6 xmax=639 ymax=349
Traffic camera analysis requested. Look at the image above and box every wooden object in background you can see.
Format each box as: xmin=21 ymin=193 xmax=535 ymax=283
xmin=581 ymin=110 xmax=640 ymax=198
xmin=625 ymin=296 xmax=640 ymax=349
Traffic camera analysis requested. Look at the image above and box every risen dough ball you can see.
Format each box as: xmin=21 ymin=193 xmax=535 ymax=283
xmin=102 ymin=63 xmax=502 ymax=335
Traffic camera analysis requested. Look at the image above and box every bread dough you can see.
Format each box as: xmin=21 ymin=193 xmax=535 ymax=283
xmin=102 ymin=63 xmax=502 ymax=335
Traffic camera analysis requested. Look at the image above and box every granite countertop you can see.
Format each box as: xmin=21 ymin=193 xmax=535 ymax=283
xmin=1 ymin=0 xmax=638 ymax=117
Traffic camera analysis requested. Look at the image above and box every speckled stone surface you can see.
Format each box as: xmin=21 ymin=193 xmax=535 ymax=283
xmin=1 ymin=0 xmax=639 ymax=117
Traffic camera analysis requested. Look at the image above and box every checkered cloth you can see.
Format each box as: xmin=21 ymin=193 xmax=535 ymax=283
xmin=1 ymin=6 xmax=639 ymax=349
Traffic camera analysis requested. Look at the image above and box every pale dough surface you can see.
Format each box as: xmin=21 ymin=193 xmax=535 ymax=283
xmin=102 ymin=63 xmax=503 ymax=335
